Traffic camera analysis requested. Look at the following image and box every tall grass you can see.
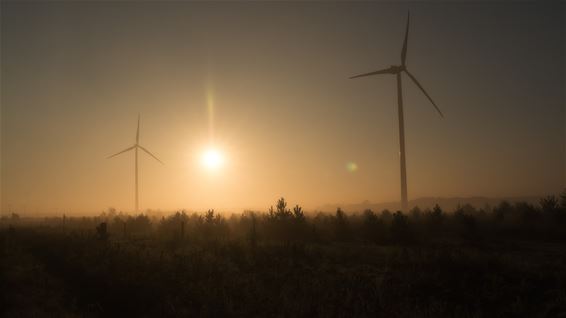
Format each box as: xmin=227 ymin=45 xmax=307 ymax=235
xmin=2 ymin=193 xmax=566 ymax=317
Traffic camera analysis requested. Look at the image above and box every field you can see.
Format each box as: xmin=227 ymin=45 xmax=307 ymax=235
xmin=2 ymin=196 xmax=566 ymax=317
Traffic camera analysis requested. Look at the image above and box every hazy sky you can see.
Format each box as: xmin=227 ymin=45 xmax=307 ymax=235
xmin=1 ymin=1 xmax=564 ymax=215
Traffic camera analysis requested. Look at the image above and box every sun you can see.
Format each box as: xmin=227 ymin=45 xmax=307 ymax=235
xmin=201 ymin=148 xmax=225 ymax=170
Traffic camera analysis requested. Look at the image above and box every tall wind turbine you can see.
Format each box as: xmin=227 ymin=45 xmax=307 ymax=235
xmin=107 ymin=115 xmax=163 ymax=213
xmin=350 ymin=12 xmax=443 ymax=212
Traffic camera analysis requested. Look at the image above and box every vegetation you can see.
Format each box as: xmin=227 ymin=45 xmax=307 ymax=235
xmin=2 ymin=192 xmax=566 ymax=317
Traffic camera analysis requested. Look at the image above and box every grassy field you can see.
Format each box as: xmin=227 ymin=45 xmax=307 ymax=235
xmin=2 ymin=196 xmax=566 ymax=317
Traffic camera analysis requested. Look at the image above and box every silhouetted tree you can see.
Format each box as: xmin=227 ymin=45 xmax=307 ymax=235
xmin=516 ymin=202 xmax=539 ymax=229
xmin=205 ymin=209 xmax=215 ymax=223
xmin=560 ymin=189 xmax=566 ymax=209
xmin=127 ymin=214 xmax=152 ymax=235
xmin=96 ymin=222 xmax=108 ymax=240
xmin=158 ymin=211 xmax=189 ymax=240
xmin=410 ymin=206 xmax=422 ymax=221
xmin=361 ymin=209 xmax=385 ymax=243
xmin=390 ymin=211 xmax=412 ymax=244
xmin=426 ymin=204 xmax=444 ymax=231
xmin=380 ymin=209 xmax=393 ymax=224
xmin=268 ymin=197 xmax=292 ymax=221
xmin=454 ymin=205 xmax=477 ymax=239
xmin=293 ymin=204 xmax=305 ymax=221
xmin=275 ymin=197 xmax=292 ymax=219
xmin=541 ymin=194 xmax=566 ymax=226
xmin=540 ymin=195 xmax=559 ymax=214
xmin=334 ymin=208 xmax=351 ymax=241
xmin=248 ymin=213 xmax=258 ymax=250
xmin=493 ymin=201 xmax=512 ymax=224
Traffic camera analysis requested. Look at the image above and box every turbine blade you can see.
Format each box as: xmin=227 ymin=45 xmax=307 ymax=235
xmin=107 ymin=145 xmax=135 ymax=159
xmin=138 ymin=145 xmax=163 ymax=164
xmin=136 ymin=114 xmax=140 ymax=144
xmin=401 ymin=11 xmax=410 ymax=66
xmin=404 ymin=70 xmax=444 ymax=118
xmin=349 ymin=66 xmax=396 ymax=79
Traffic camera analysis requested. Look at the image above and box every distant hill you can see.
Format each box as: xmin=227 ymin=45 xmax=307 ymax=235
xmin=316 ymin=196 xmax=544 ymax=213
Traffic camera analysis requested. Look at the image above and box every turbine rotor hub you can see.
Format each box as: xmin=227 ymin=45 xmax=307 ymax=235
xmin=391 ymin=65 xmax=405 ymax=73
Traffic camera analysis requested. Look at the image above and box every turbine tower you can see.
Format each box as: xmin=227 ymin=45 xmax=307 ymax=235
xmin=350 ymin=12 xmax=443 ymax=212
xmin=107 ymin=115 xmax=163 ymax=213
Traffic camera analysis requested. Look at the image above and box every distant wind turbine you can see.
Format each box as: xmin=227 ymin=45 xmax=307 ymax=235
xmin=350 ymin=12 xmax=443 ymax=212
xmin=107 ymin=115 xmax=163 ymax=213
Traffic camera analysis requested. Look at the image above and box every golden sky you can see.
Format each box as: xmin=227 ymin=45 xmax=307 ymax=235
xmin=1 ymin=2 xmax=564 ymax=214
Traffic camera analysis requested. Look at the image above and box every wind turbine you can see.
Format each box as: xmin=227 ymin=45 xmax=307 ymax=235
xmin=350 ymin=12 xmax=443 ymax=212
xmin=107 ymin=115 xmax=163 ymax=213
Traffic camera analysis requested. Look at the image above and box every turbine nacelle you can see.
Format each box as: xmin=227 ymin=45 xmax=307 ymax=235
xmin=391 ymin=65 xmax=405 ymax=74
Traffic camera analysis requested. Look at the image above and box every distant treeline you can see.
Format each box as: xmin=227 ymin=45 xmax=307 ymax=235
xmin=4 ymin=190 xmax=566 ymax=245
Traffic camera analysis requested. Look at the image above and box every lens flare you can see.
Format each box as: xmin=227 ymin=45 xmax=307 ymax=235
xmin=346 ymin=162 xmax=358 ymax=172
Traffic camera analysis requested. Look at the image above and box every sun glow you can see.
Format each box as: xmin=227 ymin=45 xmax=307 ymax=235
xmin=201 ymin=148 xmax=225 ymax=170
